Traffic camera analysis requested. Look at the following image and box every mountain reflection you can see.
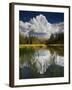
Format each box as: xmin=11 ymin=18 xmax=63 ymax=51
xmin=19 ymin=46 xmax=64 ymax=79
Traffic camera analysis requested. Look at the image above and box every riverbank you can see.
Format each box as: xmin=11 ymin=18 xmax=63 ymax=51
xmin=19 ymin=44 xmax=64 ymax=48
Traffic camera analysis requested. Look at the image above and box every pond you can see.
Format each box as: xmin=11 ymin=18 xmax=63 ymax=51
xmin=19 ymin=45 xmax=64 ymax=79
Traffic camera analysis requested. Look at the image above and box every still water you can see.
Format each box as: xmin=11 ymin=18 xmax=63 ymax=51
xmin=19 ymin=46 xmax=64 ymax=79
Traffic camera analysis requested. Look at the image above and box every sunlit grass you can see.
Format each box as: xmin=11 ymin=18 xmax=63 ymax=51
xmin=19 ymin=44 xmax=47 ymax=48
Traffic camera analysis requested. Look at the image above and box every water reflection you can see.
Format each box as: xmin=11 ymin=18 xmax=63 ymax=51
xmin=19 ymin=46 xmax=64 ymax=79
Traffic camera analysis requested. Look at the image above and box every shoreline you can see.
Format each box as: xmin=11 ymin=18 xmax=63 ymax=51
xmin=19 ymin=44 xmax=64 ymax=48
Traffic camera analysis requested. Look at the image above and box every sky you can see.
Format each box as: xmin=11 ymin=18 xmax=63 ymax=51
xmin=19 ymin=10 xmax=64 ymax=24
xmin=19 ymin=11 xmax=64 ymax=39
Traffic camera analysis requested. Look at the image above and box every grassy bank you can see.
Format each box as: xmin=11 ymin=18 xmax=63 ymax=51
xmin=19 ymin=44 xmax=64 ymax=48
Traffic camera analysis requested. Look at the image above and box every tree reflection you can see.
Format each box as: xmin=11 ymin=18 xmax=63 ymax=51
xmin=19 ymin=46 xmax=64 ymax=79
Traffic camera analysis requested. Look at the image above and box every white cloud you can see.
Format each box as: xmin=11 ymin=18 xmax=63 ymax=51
xmin=19 ymin=14 xmax=64 ymax=39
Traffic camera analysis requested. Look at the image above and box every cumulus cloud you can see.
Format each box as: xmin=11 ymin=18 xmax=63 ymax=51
xmin=19 ymin=14 xmax=64 ymax=39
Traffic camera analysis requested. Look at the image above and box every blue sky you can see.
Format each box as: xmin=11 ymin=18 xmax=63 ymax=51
xmin=19 ymin=10 xmax=64 ymax=24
